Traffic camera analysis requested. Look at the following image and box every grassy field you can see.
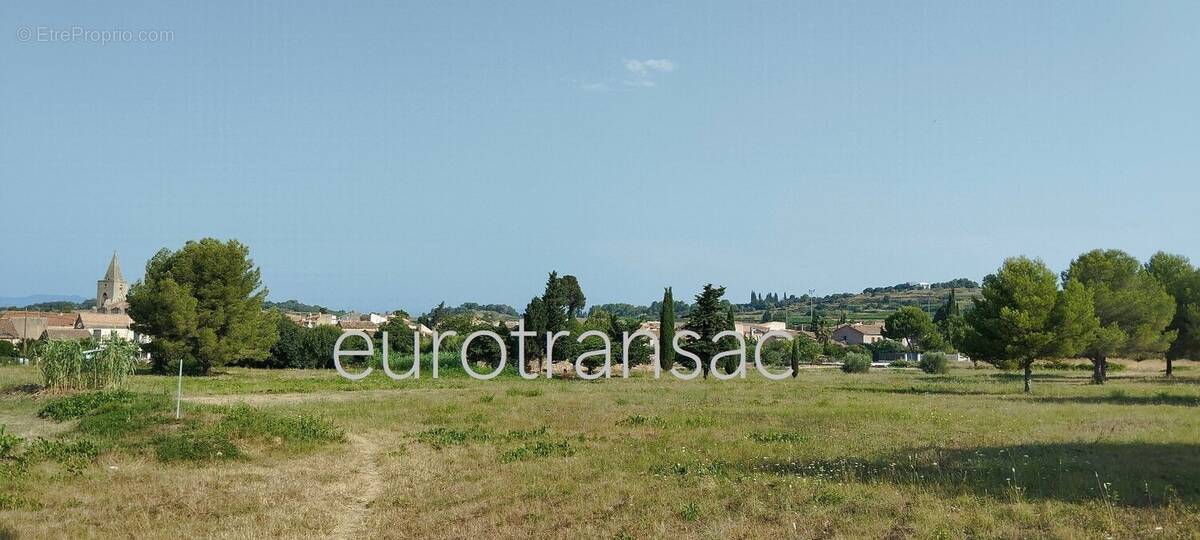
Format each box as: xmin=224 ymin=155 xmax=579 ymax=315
xmin=2 ymin=360 xmax=1200 ymax=538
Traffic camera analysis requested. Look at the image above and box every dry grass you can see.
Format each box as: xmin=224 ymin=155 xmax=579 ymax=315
xmin=2 ymin=360 xmax=1200 ymax=538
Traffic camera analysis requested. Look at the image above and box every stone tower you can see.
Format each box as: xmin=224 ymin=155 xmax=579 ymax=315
xmin=96 ymin=252 xmax=129 ymax=314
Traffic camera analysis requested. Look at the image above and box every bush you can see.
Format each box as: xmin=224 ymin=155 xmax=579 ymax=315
xmin=888 ymin=360 xmax=915 ymax=368
xmin=824 ymin=343 xmax=848 ymax=359
xmin=841 ymin=353 xmax=871 ymax=373
xmin=919 ymin=352 xmax=950 ymax=374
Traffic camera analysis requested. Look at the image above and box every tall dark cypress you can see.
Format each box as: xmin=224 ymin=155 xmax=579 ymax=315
xmin=659 ymin=287 xmax=676 ymax=369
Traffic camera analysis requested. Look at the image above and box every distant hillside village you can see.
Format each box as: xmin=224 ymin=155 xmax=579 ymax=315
xmin=0 ymin=253 xmax=435 ymax=356
xmin=1 ymin=252 xmax=972 ymax=365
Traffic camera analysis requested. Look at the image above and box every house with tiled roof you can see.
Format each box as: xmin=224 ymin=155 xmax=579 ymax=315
xmin=338 ymin=320 xmax=379 ymax=333
xmin=831 ymin=322 xmax=889 ymax=345
xmin=41 ymin=328 xmax=93 ymax=342
xmin=75 ymin=312 xmax=137 ymax=341
xmin=0 ymin=316 xmax=47 ymax=344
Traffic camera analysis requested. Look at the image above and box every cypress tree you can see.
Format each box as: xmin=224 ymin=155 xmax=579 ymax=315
xmin=659 ymin=287 xmax=676 ymax=369
xmin=790 ymin=336 xmax=800 ymax=377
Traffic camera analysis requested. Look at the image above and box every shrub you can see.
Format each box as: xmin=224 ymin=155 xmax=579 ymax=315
xmin=919 ymin=352 xmax=950 ymax=374
xmin=888 ymin=360 xmax=915 ymax=368
xmin=840 ymin=353 xmax=871 ymax=373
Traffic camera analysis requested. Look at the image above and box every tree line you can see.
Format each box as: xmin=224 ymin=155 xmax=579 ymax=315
xmin=124 ymin=239 xmax=1199 ymax=386
xmin=959 ymin=251 xmax=1197 ymax=391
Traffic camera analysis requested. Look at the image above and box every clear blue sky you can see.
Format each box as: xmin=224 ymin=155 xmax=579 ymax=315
xmin=3 ymin=1 xmax=1198 ymax=313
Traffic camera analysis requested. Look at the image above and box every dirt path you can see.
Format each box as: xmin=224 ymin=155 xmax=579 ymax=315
xmin=179 ymin=391 xmax=389 ymax=538
xmin=330 ymin=433 xmax=384 ymax=539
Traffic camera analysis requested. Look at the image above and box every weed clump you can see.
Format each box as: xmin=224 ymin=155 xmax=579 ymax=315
xmin=500 ymin=439 xmax=576 ymax=463
xmin=747 ymin=430 xmax=806 ymax=443
xmin=416 ymin=426 xmax=494 ymax=448
xmin=154 ymin=431 xmax=241 ymax=462
xmin=0 ymin=425 xmax=21 ymax=458
xmin=218 ymin=405 xmax=344 ymax=444
xmin=616 ymin=414 xmax=664 ymax=427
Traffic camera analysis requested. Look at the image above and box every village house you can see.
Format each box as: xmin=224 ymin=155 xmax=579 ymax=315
xmin=831 ymin=322 xmax=889 ymax=345
xmin=734 ymin=321 xmax=787 ymax=340
xmin=409 ymin=321 xmax=434 ymax=337
xmin=41 ymin=328 xmax=93 ymax=342
xmin=75 ymin=312 xmax=139 ymax=342
xmin=0 ymin=311 xmax=78 ymax=345
xmin=338 ymin=319 xmax=379 ymax=334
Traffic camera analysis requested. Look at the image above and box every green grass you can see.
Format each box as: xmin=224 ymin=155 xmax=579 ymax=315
xmin=6 ymin=387 xmax=343 ymax=468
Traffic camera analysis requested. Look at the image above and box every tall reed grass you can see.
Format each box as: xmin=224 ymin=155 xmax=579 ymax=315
xmin=39 ymin=338 xmax=139 ymax=391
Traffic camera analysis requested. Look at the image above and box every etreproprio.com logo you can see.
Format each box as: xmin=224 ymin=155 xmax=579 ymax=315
xmin=333 ymin=320 xmax=796 ymax=382
xmin=16 ymin=26 xmax=174 ymax=44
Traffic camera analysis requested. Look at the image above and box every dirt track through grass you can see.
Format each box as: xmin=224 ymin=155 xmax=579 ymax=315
xmin=332 ymin=434 xmax=383 ymax=539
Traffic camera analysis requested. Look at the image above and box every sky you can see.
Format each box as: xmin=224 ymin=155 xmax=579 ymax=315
xmin=2 ymin=1 xmax=1198 ymax=313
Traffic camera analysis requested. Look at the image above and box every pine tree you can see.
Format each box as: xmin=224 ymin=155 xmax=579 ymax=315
xmin=1065 ymin=249 xmax=1176 ymax=384
xmin=684 ymin=284 xmax=728 ymax=379
xmin=659 ymin=287 xmax=676 ymax=369
xmin=761 ymin=308 xmax=772 ymax=323
xmin=129 ymin=239 xmax=277 ymax=375
xmin=962 ymin=257 xmax=1097 ymax=392
xmin=1145 ymin=252 xmax=1200 ymax=377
